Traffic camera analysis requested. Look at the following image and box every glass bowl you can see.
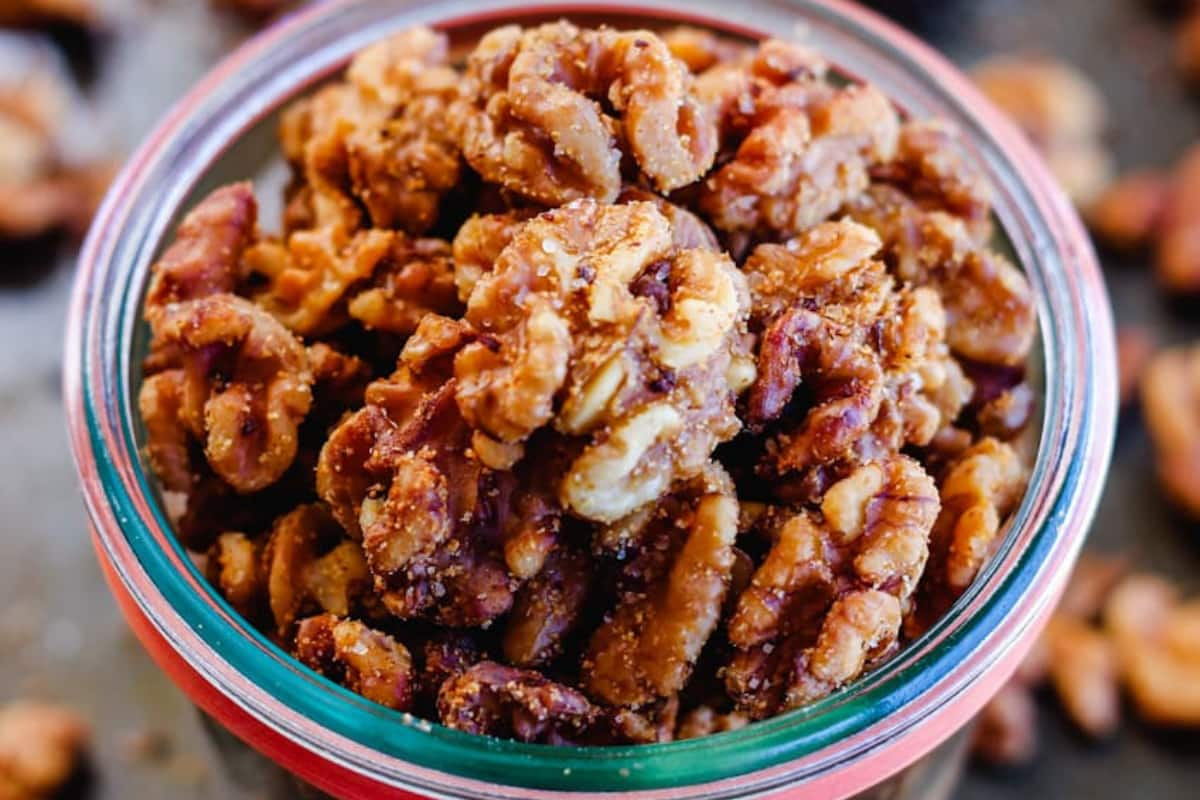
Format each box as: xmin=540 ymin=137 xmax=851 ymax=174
xmin=64 ymin=0 xmax=1117 ymax=797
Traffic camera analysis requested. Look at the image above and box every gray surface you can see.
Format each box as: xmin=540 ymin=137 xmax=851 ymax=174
xmin=1 ymin=0 xmax=1198 ymax=798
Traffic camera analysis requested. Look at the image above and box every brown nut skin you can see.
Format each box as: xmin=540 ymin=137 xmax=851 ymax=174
xmin=295 ymin=614 xmax=415 ymax=711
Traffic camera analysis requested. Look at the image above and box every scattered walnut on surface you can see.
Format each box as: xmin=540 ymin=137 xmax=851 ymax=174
xmin=1087 ymin=170 xmax=1170 ymax=252
xmin=1155 ymin=144 xmax=1200 ymax=294
xmin=1175 ymin=11 xmax=1200 ymax=84
xmin=0 ymin=702 xmax=89 ymax=800
xmin=1142 ymin=344 xmax=1200 ymax=516
xmin=972 ymin=55 xmax=1112 ymax=207
xmin=970 ymin=682 xmax=1037 ymax=767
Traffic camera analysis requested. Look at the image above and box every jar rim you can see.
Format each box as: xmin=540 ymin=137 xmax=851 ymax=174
xmin=64 ymin=1 xmax=1117 ymax=797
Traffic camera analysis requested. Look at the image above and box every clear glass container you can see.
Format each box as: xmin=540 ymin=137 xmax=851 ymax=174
xmin=64 ymin=1 xmax=1117 ymax=797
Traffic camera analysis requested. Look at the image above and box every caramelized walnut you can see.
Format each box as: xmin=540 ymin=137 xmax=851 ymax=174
xmin=143 ymin=294 xmax=314 ymax=493
xmin=584 ymin=472 xmax=739 ymax=709
xmin=1142 ymin=344 xmax=1200 ymax=516
xmin=674 ymin=705 xmax=749 ymax=740
xmin=450 ymin=210 xmax=537 ymax=303
xmin=454 ymin=199 xmax=751 ymax=523
xmin=295 ymin=613 xmax=414 ymax=710
xmin=725 ymin=455 xmax=938 ymax=717
xmin=971 ymin=682 xmax=1037 ymax=766
xmin=460 ymin=22 xmax=717 ymax=205
xmin=1088 ymin=170 xmax=1169 ymax=252
xmin=438 ymin=661 xmax=599 ymax=744
xmin=346 ymin=235 xmax=460 ymax=335
xmin=503 ymin=543 xmax=592 ymax=667
xmin=1156 ymin=144 xmax=1200 ymax=294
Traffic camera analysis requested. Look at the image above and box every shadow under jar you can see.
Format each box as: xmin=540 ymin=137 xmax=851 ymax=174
xmin=64 ymin=1 xmax=1116 ymax=798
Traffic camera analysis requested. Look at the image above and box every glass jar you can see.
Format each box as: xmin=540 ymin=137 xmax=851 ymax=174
xmin=64 ymin=1 xmax=1117 ymax=797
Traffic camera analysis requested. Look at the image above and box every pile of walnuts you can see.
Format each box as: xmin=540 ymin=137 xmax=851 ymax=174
xmin=138 ymin=23 xmax=1037 ymax=743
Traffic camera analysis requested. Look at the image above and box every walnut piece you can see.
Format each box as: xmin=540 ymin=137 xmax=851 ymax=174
xmin=0 ymin=702 xmax=89 ymax=800
xmin=1142 ymin=344 xmax=1200 ymax=516
xmin=295 ymin=614 xmax=414 ymax=711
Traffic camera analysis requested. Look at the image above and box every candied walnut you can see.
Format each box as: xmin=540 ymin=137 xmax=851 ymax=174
xmin=698 ymin=80 xmax=899 ymax=238
xmin=503 ymin=543 xmax=592 ymax=667
xmin=450 ymin=210 xmax=537 ymax=302
xmin=725 ymin=456 xmax=938 ymax=717
xmin=454 ymin=199 xmax=751 ymax=523
xmin=975 ymin=382 xmax=1035 ymax=441
xmin=1156 ymin=144 xmax=1200 ymax=294
xmin=1142 ymin=344 xmax=1200 ymax=516
xmin=143 ymin=294 xmax=314 ymax=493
xmin=584 ymin=476 xmax=739 ymax=709
xmin=972 ymin=56 xmax=1112 ymax=206
xmin=0 ymin=0 xmax=95 ymax=26
xmin=674 ymin=705 xmax=749 ymax=740
xmin=420 ymin=632 xmax=485 ymax=702
xmin=438 ymin=661 xmax=600 ymax=744
xmin=144 ymin=183 xmax=256 ymax=312
xmin=912 ymin=438 xmax=1026 ymax=630
xmin=1043 ymin=615 xmax=1120 ymax=738
xmin=870 ymin=120 xmax=992 ymax=238
xmin=1087 ymin=170 xmax=1169 ymax=251
xmin=138 ymin=370 xmax=193 ymax=493
xmin=1057 ymin=553 xmax=1128 ymax=621
xmin=346 ymin=235 xmax=460 ymax=335
xmin=460 ymin=22 xmax=718 ymax=205
xmin=662 ymin=26 xmax=748 ymax=73
xmin=261 ymin=504 xmax=371 ymax=635
xmin=295 ymin=614 xmax=414 ymax=710
xmin=743 ymin=221 xmax=963 ymax=497
xmin=1176 ymin=12 xmax=1200 ymax=84
xmin=845 ymin=190 xmax=1036 ymax=367
xmin=0 ymin=702 xmax=89 ymax=800
xmin=970 ymin=683 xmax=1037 ymax=766
xmin=206 ymin=532 xmax=265 ymax=621
xmin=1105 ymin=574 xmax=1200 ymax=726
xmin=1115 ymin=327 xmax=1153 ymax=408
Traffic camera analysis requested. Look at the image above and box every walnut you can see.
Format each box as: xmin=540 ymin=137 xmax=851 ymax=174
xmin=262 ymin=504 xmax=371 ymax=636
xmin=661 ymin=26 xmax=748 ymax=73
xmin=698 ymin=76 xmax=899 ymax=238
xmin=1177 ymin=12 xmax=1200 ymax=84
xmin=912 ymin=438 xmax=1027 ymax=631
xmin=142 ymin=294 xmax=314 ymax=493
xmin=206 ymin=532 xmax=265 ymax=622
xmin=744 ymin=221 xmax=964 ymax=499
xmin=583 ymin=471 xmax=739 ymax=709
xmin=972 ymin=55 xmax=1112 ymax=206
xmin=1087 ymin=170 xmax=1169 ymax=252
xmin=345 ymin=235 xmax=460 ymax=335
xmin=0 ymin=0 xmax=95 ymax=26
xmin=0 ymin=703 xmax=88 ymax=800
xmin=725 ymin=455 xmax=938 ymax=717
xmin=674 ymin=705 xmax=749 ymax=740
xmin=845 ymin=188 xmax=1036 ymax=367
xmin=460 ymin=22 xmax=718 ymax=205
xmin=438 ymin=661 xmax=600 ymax=744
xmin=1142 ymin=344 xmax=1200 ymax=516
xmin=450 ymin=210 xmax=537 ymax=303
xmin=502 ymin=543 xmax=592 ymax=667
xmin=1044 ymin=615 xmax=1120 ymax=738
xmin=295 ymin=614 xmax=414 ymax=711
xmin=1105 ymin=574 xmax=1200 ymax=726
xmin=454 ymin=199 xmax=751 ymax=523
xmin=419 ymin=632 xmax=486 ymax=704
xmin=970 ymin=682 xmax=1037 ymax=766
xmin=1156 ymin=144 xmax=1200 ymax=294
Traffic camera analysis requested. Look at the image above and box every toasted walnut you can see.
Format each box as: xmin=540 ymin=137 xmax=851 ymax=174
xmin=975 ymin=382 xmax=1035 ymax=441
xmin=346 ymin=235 xmax=460 ymax=334
xmin=460 ymin=22 xmax=717 ymax=205
xmin=1142 ymin=344 xmax=1200 ymax=516
xmin=502 ymin=543 xmax=591 ymax=667
xmin=1087 ymin=170 xmax=1169 ymax=252
xmin=0 ymin=702 xmax=88 ymax=800
xmin=971 ymin=682 xmax=1037 ymax=766
xmin=698 ymin=79 xmax=899 ymax=238
xmin=846 ymin=188 xmax=1036 ymax=367
xmin=143 ymin=294 xmax=314 ymax=493
xmin=744 ymin=221 xmax=963 ymax=499
xmin=972 ymin=56 xmax=1111 ymax=206
xmin=662 ymin=26 xmax=748 ymax=73
xmin=725 ymin=455 xmax=938 ymax=717
xmin=912 ymin=438 xmax=1026 ymax=632
xmin=138 ymin=370 xmax=194 ymax=493
xmin=419 ymin=632 xmax=485 ymax=703
xmin=144 ymin=182 xmax=257 ymax=313
xmin=261 ymin=504 xmax=371 ymax=635
xmin=295 ymin=614 xmax=414 ymax=710
xmin=1156 ymin=145 xmax=1200 ymax=294
xmin=454 ymin=199 xmax=751 ymax=522
xmin=450 ymin=210 xmax=537 ymax=302
xmin=1105 ymin=574 xmax=1200 ymax=726
xmin=674 ymin=705 xmax=749 ymax=740
xmin=438 ymin=661 xmax=600 ymax=744
xmin=584 ymin=476 xmax=739 ymax=709
xmin=206 ymin=532 xmax=265 ymax=621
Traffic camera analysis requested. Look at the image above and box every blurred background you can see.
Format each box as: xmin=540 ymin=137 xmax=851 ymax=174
xmin=1 ymin=0 xmax=1199 ymax=797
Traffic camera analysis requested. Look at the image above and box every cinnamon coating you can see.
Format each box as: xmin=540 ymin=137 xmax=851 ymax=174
xmin=295 ymin=614 xmax=415 ymax=711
